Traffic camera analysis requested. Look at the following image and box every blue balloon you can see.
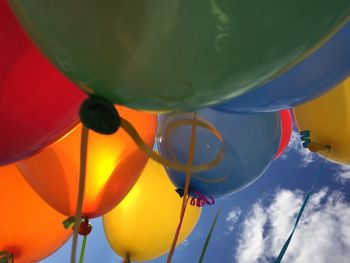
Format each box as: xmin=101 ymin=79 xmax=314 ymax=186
xmin=157 ymin=109 xmax=281 ymax=198
xmin=213 ymin=22 xmax=350 ymax=113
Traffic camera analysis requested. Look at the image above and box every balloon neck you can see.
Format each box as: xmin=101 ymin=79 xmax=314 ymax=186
xmin=0 ymin=251 xmax=14 ymax=263
xmin=308 ymin=142 xmax=331 ymax=153
xmin=299 ymin=130 xmax=331 ymax=153
xmin=123 ymin=253 xmax=131 ymax=263
xmin=79 ymin=95 xmax=121 ymax=134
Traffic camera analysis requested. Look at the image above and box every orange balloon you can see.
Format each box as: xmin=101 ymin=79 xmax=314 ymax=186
xmin=18 ymin=106 xmax=157 ymax=218
xmin=0 ymin=165 xmax=71 ymax=263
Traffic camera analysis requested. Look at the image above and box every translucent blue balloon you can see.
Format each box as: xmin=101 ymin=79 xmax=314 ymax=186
xmin=157 ymin=109 xmax=281 ymax=198
xmin=213 ymin=22 xmax=350 ymax=113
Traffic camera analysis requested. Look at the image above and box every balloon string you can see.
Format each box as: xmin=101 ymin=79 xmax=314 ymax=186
xmin=70 ymin=125 xmax=89 ymax=263
xmin=78 ymin=235 xmax=88 ymax=263
xmin=274 ymin=147 xmax=330 ymax=263
xmin=119 ymin=117 xmax=225 ymax=176
xmin=198 ymin=208 xmax=220 ymax=263
xmin=167 ymin=112 xmax=198 ymax=263
xmin=166 ymin=195 xmax=190 ymax=263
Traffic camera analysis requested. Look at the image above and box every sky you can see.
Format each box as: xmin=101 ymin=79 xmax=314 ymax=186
xmin=42 ymin=125 xmax=350 ymax=263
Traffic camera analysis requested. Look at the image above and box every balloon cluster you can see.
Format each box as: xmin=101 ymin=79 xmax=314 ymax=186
xmin=1 ymin=0 xmax=349 ymax=262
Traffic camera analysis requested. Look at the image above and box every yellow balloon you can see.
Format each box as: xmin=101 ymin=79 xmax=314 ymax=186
xmin=294 ymin=77 xmax=350 ymax=164
xmin=103 ymin=158 xmax=201 ymax=262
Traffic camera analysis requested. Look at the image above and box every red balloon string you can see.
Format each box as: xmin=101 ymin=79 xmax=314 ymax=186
xmin=176 ymin=188 xmax=215 ymax=207
xmin=189 ymin=190 xmax=215 ymax=207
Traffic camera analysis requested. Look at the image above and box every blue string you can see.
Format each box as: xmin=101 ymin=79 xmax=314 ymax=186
xmin=274 ymin=148 xmax=330 ymax=263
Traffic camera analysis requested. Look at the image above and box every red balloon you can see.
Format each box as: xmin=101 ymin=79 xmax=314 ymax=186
xmin=275 ymin=109 xmax=293 ymax=159
xmin=0 ymin=1 xmax=85 ymax=165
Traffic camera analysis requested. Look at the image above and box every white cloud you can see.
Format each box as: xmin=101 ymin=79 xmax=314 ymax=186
xmin=181 ymin=239 xmax=189 ymax=247
xmin=335 ymin=165 xmax=350 ymax=185
xmin=265 ymin=189 xmax=303 ymax=253
xmin=226 ymin=208 xmax=242 ymax=231
xmin=235 ymin=203 xmax=267 ymax=263
xmin=235 ymin=188 xmax=350 ymax=263
xmin=280 ymin=130 xmax=315 ymax=167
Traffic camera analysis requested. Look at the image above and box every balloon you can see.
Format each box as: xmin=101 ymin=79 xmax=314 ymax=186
xmin=157 ymin=109 xmax=281 ymax=197
xmin=103 ymin=158 xmax=201 ymax=262
xmin=213 ymin=21 xmax=350 ymax=113
xmin=0 ymin=164 xmax=71 ymax=263
xmin=0 ymin=1 xmax=85 ymax=165
xmin=294 ymin=77 xmax=350 ymax=165
xmin=18 ymin=106 xmax=157 ymax=218
xmin=9 ymin=1 xmax=350 ymax=111
xmin=275 ymin=110 xmax=293 ymax=159
xmin=0 ymin=0 xmax=30 ymax=78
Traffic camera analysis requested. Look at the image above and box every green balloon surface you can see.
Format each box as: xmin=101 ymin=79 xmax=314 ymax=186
xmin=10 ymin=0 xmax=350 ymax=111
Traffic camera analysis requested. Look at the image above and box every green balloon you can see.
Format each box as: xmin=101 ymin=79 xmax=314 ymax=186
xmin=10 ymin=0 xmax=349 ymax=111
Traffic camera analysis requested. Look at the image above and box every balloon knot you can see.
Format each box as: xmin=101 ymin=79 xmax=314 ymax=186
xmin=175 ymin=188 xmax=184 ymax=198
xmin=122 ymin=253 xmax=131 ymax=263
xmin=62 ymin=217 xmax=93 ymax=236
xmin=79 ymin=218 xmax=93 ymax=236
xmin=0 ymin=251 xmax=14 ymax=263
xmin=299 ymin=130 xmax=331 ymax=152
xmin=176 ymin=188 xmax=215 ymax=207
xmin=79 ymin=95 xmax=120 ymax=134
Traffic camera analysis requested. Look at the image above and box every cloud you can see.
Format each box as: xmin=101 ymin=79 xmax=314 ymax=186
xmin=280 ymin=130 xmax=315 ymax=167
xmin=235 ymin=203 xmax=267 ymax=263
xmin=181 ymin=239 xmax=189 ymax=247
xmin=334 ymin=165 xmax=350 ymax=185
xmin=235 ymin=188 xmax=350 ymax=263
xmin=226 ymin=208 xmax=242 ymax=231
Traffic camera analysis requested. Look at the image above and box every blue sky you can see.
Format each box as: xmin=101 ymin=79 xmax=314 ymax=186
xmin=42 ymin=126 xmax=350 ymax=263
